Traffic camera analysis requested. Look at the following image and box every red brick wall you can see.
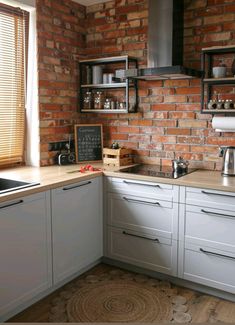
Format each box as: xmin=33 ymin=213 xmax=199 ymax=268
xmin=36 ymin=0 xmax=86 ymax=165
xmin=37 ymin=0 xmax=235 ymax=168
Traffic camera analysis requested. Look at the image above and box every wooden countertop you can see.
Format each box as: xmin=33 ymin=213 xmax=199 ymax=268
xmin=0 ymin=164 xmax=235 ymax=203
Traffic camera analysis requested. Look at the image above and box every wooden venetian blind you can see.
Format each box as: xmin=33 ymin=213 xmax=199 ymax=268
xmin=0 ymin=3 xmax=29 ymax=166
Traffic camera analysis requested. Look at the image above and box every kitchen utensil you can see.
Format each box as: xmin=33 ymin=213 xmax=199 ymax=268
xmin=172 ymin=157 xmax=189 ymax=173
xmin=219 ymin=146 xmax=235 ymax=176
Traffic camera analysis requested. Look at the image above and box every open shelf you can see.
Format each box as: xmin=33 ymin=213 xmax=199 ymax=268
xmin=79 ymin=56 xmax=138 ymax=114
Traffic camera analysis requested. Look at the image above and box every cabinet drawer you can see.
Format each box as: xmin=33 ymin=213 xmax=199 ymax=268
xmin=183 ymin=242 xmax=235 ymax=294
xmin=107 ymin=193 xmax=178 ymax=240
xmin=106 ymin=177 xmax=176 ymax=202
xmin=185 ymin=205 xmax=235 ymax=250
xmin=106 ymin=226 xmax=177 ymax=276
xmin=185 ymin=187 xmax=235 ymax=211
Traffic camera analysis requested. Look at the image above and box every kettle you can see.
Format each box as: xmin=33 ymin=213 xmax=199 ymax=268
xmin=219 ymin=146 xmax=235 ymax=176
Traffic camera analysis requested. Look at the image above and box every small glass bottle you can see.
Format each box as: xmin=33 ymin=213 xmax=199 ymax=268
xmin=83 ymin=91 xmax=92 ymax=109
xmin=217 ymin=99 xmax=225 ymax=110
xmin=94 ymin=91 xmax=104 ymax=109
xmin=104 ymin=98 xmax=111 ymax=110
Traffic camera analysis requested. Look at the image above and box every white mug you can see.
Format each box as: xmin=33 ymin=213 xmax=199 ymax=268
xmin=212 ymin=66 xmax=226 ymax=78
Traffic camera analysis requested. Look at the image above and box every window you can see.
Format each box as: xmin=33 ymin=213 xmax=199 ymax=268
xmin=0 ymin=3 xmax=29 ymax=166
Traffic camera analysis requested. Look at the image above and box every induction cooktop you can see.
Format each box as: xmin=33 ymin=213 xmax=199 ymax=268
xmin=119 ymin=164 xmax=196 ymax=179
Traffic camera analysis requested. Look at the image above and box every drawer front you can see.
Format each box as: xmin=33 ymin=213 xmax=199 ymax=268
xmin=183 ymin=242 xmax=235 ymax=294
xmin=106 ymin=177 xmax=176 ymax=202
xmin=185 ymin=205 xmax=235 ymax=249
xmin=107 ymin=193 xmax=178 ymax=240
xmin=106 ymin=227 xmax=177 ymax=276
xmin=186 ymin=187 xmax=235 ymax=211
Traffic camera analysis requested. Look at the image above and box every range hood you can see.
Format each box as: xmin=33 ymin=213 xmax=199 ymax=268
xmin=125 ymin=0 xmax=203 ymax=80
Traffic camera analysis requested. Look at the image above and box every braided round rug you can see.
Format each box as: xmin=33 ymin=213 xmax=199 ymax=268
xmin=49 ymin=269 xmax=191 ymax=323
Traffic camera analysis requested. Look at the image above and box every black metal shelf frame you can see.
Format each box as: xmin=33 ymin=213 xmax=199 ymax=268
xmin=201 ymin=46 xmax=235 ymax=115
xmin=79 ymin=56 xmax=138 ymax=114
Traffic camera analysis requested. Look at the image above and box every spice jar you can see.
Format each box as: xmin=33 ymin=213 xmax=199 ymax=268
xmin=104 ymin=98 xmax=111 ymax=110
xmin=83 ymin=91 xmax=92 ymax=109
xmin=207 ymin=99 xmax=217 ymax=110
xmin=224 ymin=99 xmax=234 ymax=110
xmin=94 ymin=91 xmax=104 ymax=109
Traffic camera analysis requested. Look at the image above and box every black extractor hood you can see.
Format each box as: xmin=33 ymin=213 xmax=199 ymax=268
xmin=125 ymin=0 xmax=203 ymax=80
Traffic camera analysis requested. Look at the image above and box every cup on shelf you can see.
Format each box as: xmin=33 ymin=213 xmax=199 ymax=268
xmin=212 ymin=66 xmax=227 ymax=78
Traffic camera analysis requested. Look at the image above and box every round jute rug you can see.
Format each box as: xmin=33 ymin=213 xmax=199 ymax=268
xmin=49 ymin=269 xmax=191 ymax=323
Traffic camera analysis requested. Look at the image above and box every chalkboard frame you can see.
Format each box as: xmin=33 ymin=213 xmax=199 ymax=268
xmin=74 ymin=124 xmax=103 ymax=163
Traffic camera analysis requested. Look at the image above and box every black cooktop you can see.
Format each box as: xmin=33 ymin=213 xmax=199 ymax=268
xmin=119 ymin=164 xmax=196 ymax=179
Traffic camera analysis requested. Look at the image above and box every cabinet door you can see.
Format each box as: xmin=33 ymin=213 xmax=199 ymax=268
xmin=0 ymin=192 xmax=52 ymax=320
xmin=107 ymin=193 xmax=178 ymax=240
xmin=183 ymin=242 xmax=235 ymax=294
xmin=51 ymin=177 xmax=103 ymax=284
xmin=106 ymin=226 xmax=178 ymax=276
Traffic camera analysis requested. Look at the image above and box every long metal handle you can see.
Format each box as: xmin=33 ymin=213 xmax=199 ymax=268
xmin=201 ymin=209 xmax=235 ymax=218
xmin=123 ymin=230 xmax=159 ymax=242
xmin=201 ymin=190 xmax=235 ymax=198
xmin=0 ymin=199 xmax=24 ymax=209
xmin=123 ymin=180 xmax=160 ymax=188
xmin=63 ymin=181 xmax=92 ymax=191
xmin=123 ymin=196 xmax=160 ymax=206
xmin=200 ymin=248 xmax=235 ymax=261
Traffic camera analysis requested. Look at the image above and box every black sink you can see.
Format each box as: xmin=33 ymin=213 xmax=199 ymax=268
xmin=0 ymin=178 xmax=40 ymax=194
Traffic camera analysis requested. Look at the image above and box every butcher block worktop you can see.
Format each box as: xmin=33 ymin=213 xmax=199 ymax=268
xmin=0 ymin=164 xmax=235 ymax=203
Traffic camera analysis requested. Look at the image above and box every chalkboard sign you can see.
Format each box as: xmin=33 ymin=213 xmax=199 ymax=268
xmin=74 ymin=124 xmax=103 ymax=163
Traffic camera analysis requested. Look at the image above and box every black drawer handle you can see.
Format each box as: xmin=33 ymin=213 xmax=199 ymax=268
xmin=63 ymin=181 xmax=92 ymax=191
xmin=0 ymin=199 xmax=24 ymax=209
xmin=123 ymin=231 xmax=159 ymax=243
xmin=201 ymin=190 xmax=235 ymax=198
xmin=200 ymin=248 xmax=235 ymax=261
xmin=201 ymin=209 xmax=235 ymax=218
xmin=123 ymin=180 xmax=160 ymax=188
xmin=123 ymin=196 xmax=160 ymax=206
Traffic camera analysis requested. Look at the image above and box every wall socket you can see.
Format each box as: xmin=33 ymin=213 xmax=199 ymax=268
xmin=49 ymin=140 xmax=75 ymax=152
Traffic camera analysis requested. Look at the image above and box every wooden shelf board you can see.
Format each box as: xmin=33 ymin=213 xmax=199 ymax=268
xmin=202 ymin=109 xmax=235 ymax=113
xmin=203 ymin=77 xmax=235 ymax=83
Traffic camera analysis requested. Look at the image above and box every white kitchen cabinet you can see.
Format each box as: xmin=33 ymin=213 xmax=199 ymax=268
xmin=104 ymin=177 xmax=179 ymax=276
xmin=51 ymin=177 xmax=103 ymax=284
xmin=0 ymin=192 xmax=52 ymax=319
xmin=179 ymin=186 xmax=235 ymax=294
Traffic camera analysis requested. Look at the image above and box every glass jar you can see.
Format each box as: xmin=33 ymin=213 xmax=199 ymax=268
xmin=83 ymin=91 xmax=92 ymax=109
xmin=94 ymin=91 xmax=104 ymax=109
xmin=224 ymin=99 xmax=234 ymax=110
xmin=104 ymin=98 xmax=111 ymax=110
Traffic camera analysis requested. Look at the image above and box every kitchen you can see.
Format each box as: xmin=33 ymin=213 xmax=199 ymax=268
xmin=1 ymin=0 xmax=235 ymax=323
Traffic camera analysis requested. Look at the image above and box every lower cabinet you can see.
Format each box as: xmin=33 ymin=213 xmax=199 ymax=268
xmin=51 ymin=177 xmax=103 ymax=284
xmin=179 ymin=186 xmax=235 ymax=294
xmin=0 ymin=192 xmax=52 ymax=319
xmin=107 ymin=226 xmax=178 ymax=275
xmin=104 ymin=177 xmax=179 ymax=276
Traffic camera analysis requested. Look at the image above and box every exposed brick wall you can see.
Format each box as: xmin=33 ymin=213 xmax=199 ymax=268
xmin=36 ymin=0 xmax=86 ymax=165
xmin=37 ymin=0 xmax=235 ymax=169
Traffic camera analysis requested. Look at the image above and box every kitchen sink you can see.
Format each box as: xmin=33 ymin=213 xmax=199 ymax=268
xmin=0 ymin=178 xmax=40 ymax=194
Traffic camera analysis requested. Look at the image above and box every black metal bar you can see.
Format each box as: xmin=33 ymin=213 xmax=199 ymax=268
xmin=201 ymin=190 xmax=235 ymax=198
xmin=123 ymin=196 xmax=160 ymax=206
xmin=0 ymin=200 xmax=24 ymax=209
xmin=123 ymin=230 xmax=159 ymax=242
xmin=201 ymin=209 xmax=235 ymax=218
xmin=200 ymin=248 xmax=235 ymax=261
xmin=123 ymin=180 xmax=160 ymax=188
xmin=63 ymin=181 xmax=91 ymax=191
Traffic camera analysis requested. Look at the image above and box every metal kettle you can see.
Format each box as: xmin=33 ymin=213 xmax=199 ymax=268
xmin=219 ymin=146 xmax=235 ymax=176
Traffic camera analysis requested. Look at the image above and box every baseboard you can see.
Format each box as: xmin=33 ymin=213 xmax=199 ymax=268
xmin=102 ymin=257 xmax=235 ymax=303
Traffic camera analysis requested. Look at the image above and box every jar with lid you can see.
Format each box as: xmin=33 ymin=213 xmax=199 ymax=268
xmin=207 ymin=99 xmax=217 ymax=110
xmin=217 ymin=99 xmax=225 ymax=110
xmin=104 ymin=98 xmax=111 ymax=110
xmin=224 ymin=99 xmax=234 ymax=110
xmin=83 ymin=91 xmax=92 ymax=109
xmin=94 ymin=91 xmax=104 ymax=109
